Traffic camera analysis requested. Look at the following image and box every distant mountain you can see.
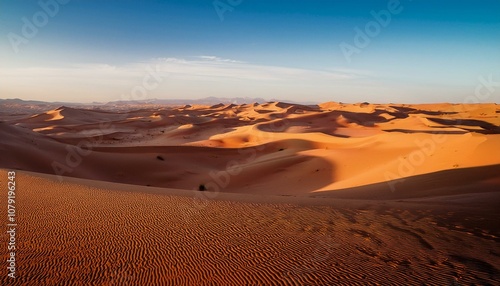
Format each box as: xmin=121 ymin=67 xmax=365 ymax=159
xmin=103 ymin=96 xmax=269 ymax=106
xmin=0 ymin=97 xmax=318 ymax=110
xmin=0 ymin=98 xmax=83 ymax=116
xmin=0 ymin=98 xmax=77 ymax=106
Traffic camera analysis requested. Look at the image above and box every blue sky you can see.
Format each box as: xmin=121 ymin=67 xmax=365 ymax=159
xmin=1 ymin=0 xmax=499 ymax=103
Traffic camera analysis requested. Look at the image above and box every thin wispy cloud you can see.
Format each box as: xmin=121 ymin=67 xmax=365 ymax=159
xmin=155 ymin=57 xmax=356 ymax=81
xmin=0 ymin=57 xmax=370 ymax=102
xmin=196 ymin=56 xmax=244 ymax=63
xmin=1 ymin=57 xmax=360 ymax=85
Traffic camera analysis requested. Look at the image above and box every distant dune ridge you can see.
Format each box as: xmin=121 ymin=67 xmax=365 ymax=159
xmin=0 ymin=101 xmax=498 ymax=196
xmin=0 ymin=101 xmax=499 ymax=284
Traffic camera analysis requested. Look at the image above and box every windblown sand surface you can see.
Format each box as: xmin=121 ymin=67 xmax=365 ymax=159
xmin=0 ymin=171 xmax=499 ymax=285
xmin=0 ymin=101 xmax=499 ymax=284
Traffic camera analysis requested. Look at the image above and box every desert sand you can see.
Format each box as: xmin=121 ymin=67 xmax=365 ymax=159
xmin=0 ymin=101 xmax=499 ymax=284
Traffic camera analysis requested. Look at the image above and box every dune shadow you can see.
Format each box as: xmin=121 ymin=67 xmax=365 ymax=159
xmin=382 ymin=129 xmax=468 ymax=135
xmin=389 ymin=106 xmax=458 ymax=116
xmin=389 ymin=106 xmax=416 ymax=113
xmin=427 ymin=117 xmax=500 ymax=133
xmin=257 ymin=110 xmax=390 ymax=135
xmin=317 ymin=164 xmax=500 ymax=200
xmin=35 ymin=139 xmax=337 ymax=195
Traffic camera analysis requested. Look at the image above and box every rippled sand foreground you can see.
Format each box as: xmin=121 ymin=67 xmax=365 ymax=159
xmin=0 ymin=171 xmax=498 ymax=285
xmin=0 ymin=101 xmax=499 ymax=284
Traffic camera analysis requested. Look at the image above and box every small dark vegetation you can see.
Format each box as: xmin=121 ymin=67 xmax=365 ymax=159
xmin=198 ymin=184 xmax=207 ymax=191
xmin=156 ymin=155 xmax=164 ymax=161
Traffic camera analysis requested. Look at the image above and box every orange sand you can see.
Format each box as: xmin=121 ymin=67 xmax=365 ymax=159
xmin=0 ymin=101 xmax=499 ymax=284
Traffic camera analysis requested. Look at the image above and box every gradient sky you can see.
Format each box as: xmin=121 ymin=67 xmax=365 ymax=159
xmin=1 ymin=0 xmax=499 ymax=103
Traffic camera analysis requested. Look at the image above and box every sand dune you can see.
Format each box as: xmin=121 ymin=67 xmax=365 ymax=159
xmin=1 ymin=102 xmax=498 ymax=197
xmin=0 ymin=170 xmax=498 ymax=285
xmin=0 ymin=101 xmax=499 ymax=284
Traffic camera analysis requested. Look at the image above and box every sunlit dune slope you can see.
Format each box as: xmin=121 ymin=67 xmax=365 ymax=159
xmin=0 ymin=102 xmax=499 ymax=197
